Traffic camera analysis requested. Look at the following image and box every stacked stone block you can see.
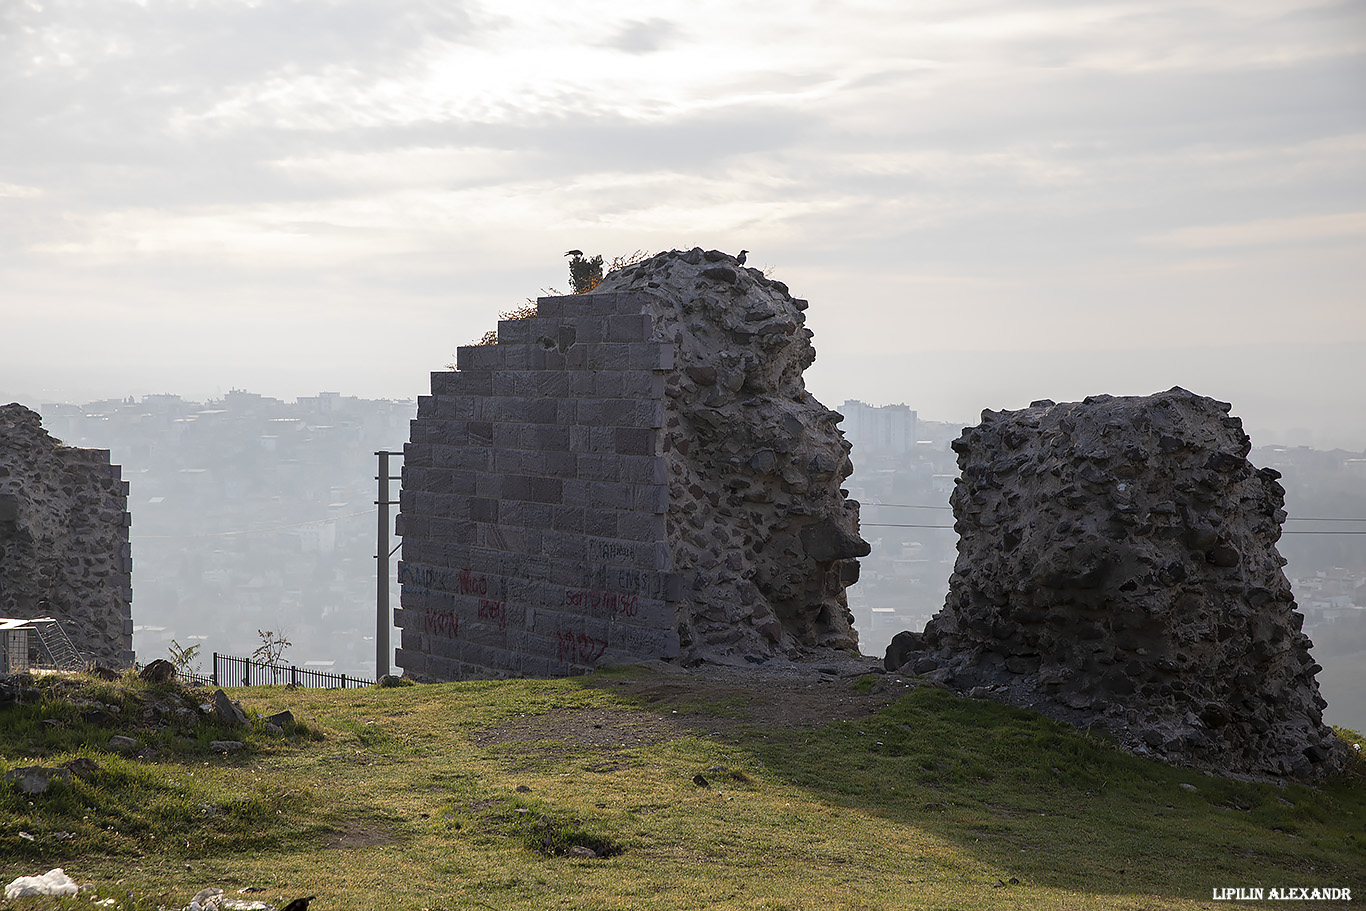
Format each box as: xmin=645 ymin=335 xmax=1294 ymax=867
xmin=395 ymin=292 xmax=684 ymax=680
xmin=0 ymin=404 xmax=134 ymax=667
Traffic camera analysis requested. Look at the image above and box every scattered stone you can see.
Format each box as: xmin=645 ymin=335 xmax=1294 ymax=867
xmin=377 ymin=674 xmax=413 ymax=687
xmin=4 ymin=765 xmax=71 ymax=795
xmin=61 ymin=757 xmax=100 ymax=780
xmin=692 ymin=774 xmax=709 ymax=787
xmin=91 ymin=665 xmax=122 ymax=681
xmin=567 ymin=845 xmax=600 ymax=858
xmin=212 ymin=689 xmax=249 ymax=727
xmin=884 ymin=388 xmax=1349 ymax=780
xmin=139 ymin=658 xmax=177 ymax=684
xmin=187 ymin=887 xmax=223 ymax=910
xmin=210 ymin=740 xmax=245 ymax=753
xmin=1180 ymin=783 xmax=1198 ymax=792
xmin=265 ymin=709 xmax=295 ymax=726
xmin=106 ymin=734 xmax=138 ymax=753
xmin=83 ymin=707 xmax=117 ymax=726
xmin=515 ymin=784 xmax=532 ymax=793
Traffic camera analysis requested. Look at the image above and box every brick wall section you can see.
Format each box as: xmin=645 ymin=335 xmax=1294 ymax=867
xmin=395 ymin=292 xmax=683 ymax=680
xmin=0 ymin=404 xmax=134 ymax=666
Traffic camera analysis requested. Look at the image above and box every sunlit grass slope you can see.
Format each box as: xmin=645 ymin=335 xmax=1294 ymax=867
xmin=1 ymin=669 xmax=1361 ymax=910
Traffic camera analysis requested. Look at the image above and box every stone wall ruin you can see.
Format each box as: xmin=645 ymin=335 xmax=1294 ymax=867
xmin=0 ymin=404 xmax=134 ymax=667
xmin=884 ymin=388 xmax=1348 ymax=779
xmin=395 ymin=248 xmax=867 ymax=681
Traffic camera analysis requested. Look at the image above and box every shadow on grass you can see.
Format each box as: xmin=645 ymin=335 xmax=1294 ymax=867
xmin=602 ymin=675 xmax=1366 ymax=903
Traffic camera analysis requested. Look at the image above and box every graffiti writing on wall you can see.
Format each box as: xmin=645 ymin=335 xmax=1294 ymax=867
xmin=457 ymin=568 xmax=489 ymax=596
xmin=556 ymin=630 xmax=608 ymax=664
xmin=423 ymin=611 xmax=459 ymax=639
xmin=398 ymin=563 xmax=435 ymax=587
xmin=587 ymin=540 xmax=637 ymax=565
xmin=398 ymin=563 xmax=492 ymax=598
xmin=565 ymin=588 xmax=639 ymax=619
xmin=478 ymin=598 xmax=508 ymax=632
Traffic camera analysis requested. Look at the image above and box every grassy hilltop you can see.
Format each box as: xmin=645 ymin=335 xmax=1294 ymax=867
xmin=0 ymin=667 xmax=1362 ymax=910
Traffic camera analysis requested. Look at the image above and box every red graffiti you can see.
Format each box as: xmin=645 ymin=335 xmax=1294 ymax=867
xmin=556 ymin=630 xmax=608 ymax=664
xmin=564 ymin=588 xmax=639 ymax=619
xmin=458 ymin=569 xmax=489 ymax=596
xmin=478 ymin=598 xmax=508 ymax=632
xmin=423 ymin=611 xmax=459 ymax=639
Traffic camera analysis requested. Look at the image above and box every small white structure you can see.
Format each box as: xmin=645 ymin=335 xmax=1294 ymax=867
xmin=1 ymin=617 xmax=35 ymax=673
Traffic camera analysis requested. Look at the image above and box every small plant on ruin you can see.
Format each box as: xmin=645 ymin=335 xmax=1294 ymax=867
xmin=605 ymin=248 xmax=653 ymax=274
xmin=460 ymin=251 xmax=655 ymax=354
xmin=167 ymin=638 xmax=202 ymax=677
xmin=252 ymin=628 xmax=292 ymax=667
xmin=566 ymin=252 xmax=605 ymax=293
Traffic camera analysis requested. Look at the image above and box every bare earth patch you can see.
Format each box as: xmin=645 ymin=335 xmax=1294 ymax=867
xmin=473 ymin=654 xmax=928 ymax=750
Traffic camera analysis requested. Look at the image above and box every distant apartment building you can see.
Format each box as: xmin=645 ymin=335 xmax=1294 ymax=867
xmin=839 ymin=400 xmax=918 ymax=455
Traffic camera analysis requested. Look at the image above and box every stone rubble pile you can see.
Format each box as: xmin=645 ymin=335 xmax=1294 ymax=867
xmin=594 ymin=248 xmax=868 ymax=660
xmin=884 ymin=388 xmax=1348 ymax=779
xmin=0 ymin=404 xmax=133 ymax=666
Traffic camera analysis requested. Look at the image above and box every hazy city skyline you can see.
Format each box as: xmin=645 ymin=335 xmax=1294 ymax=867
xmin=3 ymin=0 xmax=1364 ymax=447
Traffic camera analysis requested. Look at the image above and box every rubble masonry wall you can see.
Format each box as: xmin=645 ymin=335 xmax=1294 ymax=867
xmin=0 ymin=404 xmax=134 ymax=667
xmin=884 ymin=389 xmax=1347 ymax=779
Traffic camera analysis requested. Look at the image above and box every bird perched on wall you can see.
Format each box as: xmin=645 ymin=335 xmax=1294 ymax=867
xmin=280 ymin=897 xmax=316 ymax=911
xmin=564 ymin=249 xmax=583 ymax=257
xmin=736 ymin=250 xmax=748 ymax=265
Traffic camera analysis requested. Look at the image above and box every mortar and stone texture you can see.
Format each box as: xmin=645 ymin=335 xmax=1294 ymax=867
xmin=884 ymin=388 xmax=1348 ymax=780
xmin=395 ymin=248 xmax=868 ymax=681
xmin=0 ymin=404 xmax=134 ymax=667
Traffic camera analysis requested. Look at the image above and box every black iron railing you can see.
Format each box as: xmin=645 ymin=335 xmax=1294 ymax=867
xmin=212 ymin=652 xmax=372 ymax=689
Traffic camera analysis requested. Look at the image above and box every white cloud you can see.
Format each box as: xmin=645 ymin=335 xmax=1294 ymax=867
xmin=1147 ymin=211 xmax=1366 ymax=248
xmin=2 ymin=0 xmax=1364 ymax=441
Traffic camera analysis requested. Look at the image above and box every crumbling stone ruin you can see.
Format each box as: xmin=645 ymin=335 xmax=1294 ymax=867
xmin=0 ymin=404 xmax=134 ymax=667
xmin=396 ymin=248 xmax=867 ymax=681
xmin=884 ymin=388 xmax=1348 ymax=779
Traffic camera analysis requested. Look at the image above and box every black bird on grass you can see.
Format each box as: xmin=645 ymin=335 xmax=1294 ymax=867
xmin=280 ymin=897 xmax=316 ymax=911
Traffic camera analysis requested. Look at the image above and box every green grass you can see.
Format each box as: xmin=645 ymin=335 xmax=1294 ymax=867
xmin=1 ymin=669 xmax=1362 ymax=910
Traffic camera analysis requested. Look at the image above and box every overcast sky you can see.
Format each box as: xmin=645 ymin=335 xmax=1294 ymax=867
xmin=2 ymin=0 xmax=1363 ymax=448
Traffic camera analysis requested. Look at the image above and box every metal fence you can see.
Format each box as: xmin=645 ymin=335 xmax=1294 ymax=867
xmin=212 ymin=652 xmax=373 ymax=689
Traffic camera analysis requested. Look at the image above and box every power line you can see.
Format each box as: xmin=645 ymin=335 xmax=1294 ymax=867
xmin=1283 ymin=530 xmax=1366 ymax=535
xmin=863 ymin=524 xmax=1366 ymax=535
xmin=1285 ymin=517 xmax=1366 ymax=523
xmin=862 ymin=503 xmax=952 ymax=510
xmin=862 ymin=503 xmax=1366 ymax=523
xmin=134 ymin=509 xmax=374 ymax=540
